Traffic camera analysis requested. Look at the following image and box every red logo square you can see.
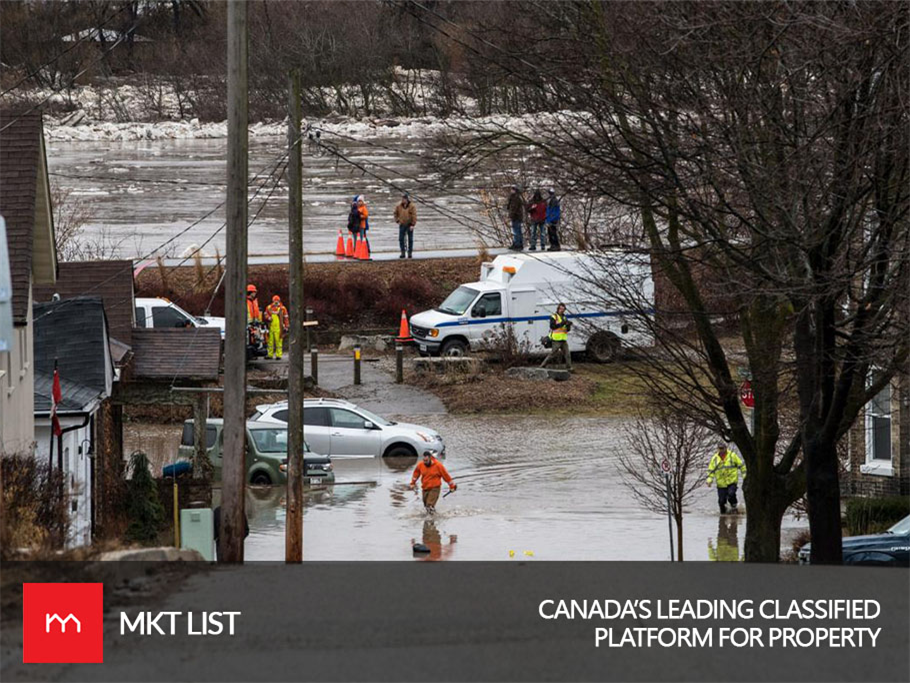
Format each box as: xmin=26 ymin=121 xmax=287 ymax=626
xmin=22 ymin=583 xmax=103 ymax=664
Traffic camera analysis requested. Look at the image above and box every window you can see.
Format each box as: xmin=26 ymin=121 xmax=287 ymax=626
xmin=135 ymin=307 xmax=147 ymax=327
xmin=152 ymin=306 xmax=191 ymax=328
xmin=272 ymin=409 xmax=289 ymax=422
xmin=863 ymin=374 xmax=893 ymax=475
xmin=473 ymin=293 xmax=502 ymax=317
xmin=330 ymin=408 xmax=367 ymax=430
xmin=249 ymin=428 xmax=288 ymax=453
xmin=303 ymin=407 xmax=330 ymax=427
xmin=437 ymin=286 xmax=479 ymax=315
xmin=181 ymin=424 xmax=217 ymax=448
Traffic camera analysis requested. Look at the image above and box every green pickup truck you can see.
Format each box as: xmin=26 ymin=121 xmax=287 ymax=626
xmin=177 ymin=419 xmax=334 ymax=487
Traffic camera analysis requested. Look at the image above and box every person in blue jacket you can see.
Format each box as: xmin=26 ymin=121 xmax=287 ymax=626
xmin=545 ymin=188 xmax=562 ymax=251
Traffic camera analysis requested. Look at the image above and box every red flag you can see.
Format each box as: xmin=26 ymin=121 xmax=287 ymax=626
xmin=51 ymin=368 xmax=62 ymax=437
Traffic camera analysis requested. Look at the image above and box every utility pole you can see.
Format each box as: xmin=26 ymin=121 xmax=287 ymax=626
xmin=286 ymin=69 xmax=304 ymax=562
xmin=219 ymin=0 xmax=248 ymax=563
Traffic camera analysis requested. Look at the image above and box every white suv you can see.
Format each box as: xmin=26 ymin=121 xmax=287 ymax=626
xmin=251 ymin=398 xmax=445 ymax=460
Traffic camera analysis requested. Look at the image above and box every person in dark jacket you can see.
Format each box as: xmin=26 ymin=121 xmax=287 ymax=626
xmin=346 ymin=195 xmax=361 ymax=241
xmin=506 ymin=185 xmax=525 ymax=251
xmin=528 ymin=189 xmax=548 ymax=251
xmin=545 ymin=188 xmax=562 ymax=251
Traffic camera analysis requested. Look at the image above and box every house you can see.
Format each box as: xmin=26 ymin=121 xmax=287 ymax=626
xmin=33 ymin=297 xmax=113 ymax=547
xmin=846 ymin=361 xmax=910 ymax=497
xmin=0 ymin=111 xmax=57 ymax=456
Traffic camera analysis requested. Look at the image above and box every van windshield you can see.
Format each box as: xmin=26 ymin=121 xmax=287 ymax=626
xmin=437 ymin=286 xmax=479 ymax=316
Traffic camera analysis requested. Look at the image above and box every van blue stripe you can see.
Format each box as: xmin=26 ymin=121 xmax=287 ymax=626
xmin=434 ymin=310 xmax=651 ymax=328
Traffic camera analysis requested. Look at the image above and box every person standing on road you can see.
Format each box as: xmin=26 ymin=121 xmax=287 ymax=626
xmin=409 ymin=449 xmax=456 ymax=514
xmin=528 ymin=189 xmax=548 ymax=251
xmin=394 ymin=192 xmax=417 ymax=259
xmin=545 ymin=188 xmax=562 ymax=251
xmin=540 ymin=303 xmax=572 ymax=371
xmin=706 ymin=444 xmax=747 ymax=514
xmin=507 ymin=185 xmax=525 ymax=251
xmin=246 ymin=284 xmax=262 ymax=323
xmin=347 ymin=195 xmax=361 ymax=242
xmin=357 ymin=195 xmax=370 ymax=252
xmin=264 ymin=295 xmax=289 ymax=360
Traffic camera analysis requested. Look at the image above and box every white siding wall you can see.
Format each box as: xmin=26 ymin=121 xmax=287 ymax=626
xmin=0 ymin=281 xmax=35 ymax=455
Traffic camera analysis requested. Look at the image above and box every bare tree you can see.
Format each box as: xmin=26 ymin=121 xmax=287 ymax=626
xmin=423 ymin=1 xmax=910 ymax=562
xmin=618 ymin=406 xmax=710 ymax=561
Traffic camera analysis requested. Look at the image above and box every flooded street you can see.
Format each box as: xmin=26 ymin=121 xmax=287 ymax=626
xmin=126 ymin=415 xmax=808 ymax=562
xmin=46 ymin=135 xmax=491 ymax=258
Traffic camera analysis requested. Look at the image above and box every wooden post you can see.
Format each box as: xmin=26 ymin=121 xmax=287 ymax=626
xmin=396 ymin=345 xmax=403 ymax=383
xmin=193 ymin=392 xmax=208 ymax=477
xmin=310 ymin=347 xmax=319 ymax=385
xmin=220 ymin=0 xmax=248 ymax=563
xmin=353 ymin=345 xmax=361 ymax=385
xmin=286 ymin=69 xmax=304 ymax=563
xmin=305 ymin=307 xmax=314 ymax=351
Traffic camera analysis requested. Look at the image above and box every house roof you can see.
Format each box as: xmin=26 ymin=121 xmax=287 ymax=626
xmin=130 ymin=328 xmax=221 ymax=380
xmin=34 ymin=372 xmax=103 ymax=414
xmin=33 ymin=297 xmax=113 ymax=409
xmin=0 ymin=110 xmax=56 ymax=323
xmin=33 ymin=259 xmax=135 ymax=347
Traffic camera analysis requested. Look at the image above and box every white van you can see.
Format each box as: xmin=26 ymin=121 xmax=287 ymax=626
xmin=408 ymin=251 xmax=653 ymax=362
xmin=134 ymin=297 xmax=226 ymax=338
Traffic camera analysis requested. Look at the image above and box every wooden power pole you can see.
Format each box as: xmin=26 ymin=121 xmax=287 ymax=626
xmin=219 ymin=0 xmax=248 ymax=563
xmin=285 ymin=69 xmax=304 ymax=562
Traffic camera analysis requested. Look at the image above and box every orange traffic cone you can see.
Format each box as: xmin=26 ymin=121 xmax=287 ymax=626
xmin=335 ymin=229 xmax=345 ymax=257
xmin=395 ymin=309 xmax=413 ymax=343
xmin=345 ymin=234 xmax=354 ymax=258
xmin=355 ymin=234 xmax=368 ymax=260
xmin=353 ymin=234 xmax=363 ymax=260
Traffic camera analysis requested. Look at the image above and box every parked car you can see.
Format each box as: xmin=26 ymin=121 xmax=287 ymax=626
xmin=408 ymin=251 xmax=654 ymax=361
xmin=177 ymin=418 xmax=334 ymax=486
xmin=135 ymin=297 xmax=226 ymax=338
xmin=250 ymin=398 xmax=445 ymax=460
xmin=798 ymin=515 xmax=910 ymax=566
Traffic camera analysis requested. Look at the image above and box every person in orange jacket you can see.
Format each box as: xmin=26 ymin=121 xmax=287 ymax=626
xmin=246 ymin=284 xmax=262 ymax=323
xmin=409 ymin=449 xmax=455 ymax=513
xmin=264 ymin=295 xmax=289 ymax=360
xmin=357 ymin=195 xmax=370 ymax=252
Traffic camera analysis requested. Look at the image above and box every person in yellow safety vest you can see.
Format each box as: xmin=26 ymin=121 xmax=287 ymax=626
xmin=540 ymin=303 xmax=572 ymax=371
xmin=706 ymin=443 xmax=747 ymax=514
xmin=246 ymin=284 xmax=262 ymax=323
xmin=264 ymin=295 xmax=289 ymax=360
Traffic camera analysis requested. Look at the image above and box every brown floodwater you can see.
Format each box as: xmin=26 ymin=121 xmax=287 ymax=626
xmin=125 ymin=416 xmax=808 ymax=561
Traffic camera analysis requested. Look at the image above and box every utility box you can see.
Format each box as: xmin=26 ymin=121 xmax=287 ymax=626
xmin=180 ymin=508 xmax=214 ymax=561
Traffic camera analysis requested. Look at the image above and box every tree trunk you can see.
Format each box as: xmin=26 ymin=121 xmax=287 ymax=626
xmin=675 ymin=515 xmax=684 ymax=562
xmin=805 ymin=436 xmax=843 ymax=564
xmin=743 ymin=478 xmax=788 ymax=561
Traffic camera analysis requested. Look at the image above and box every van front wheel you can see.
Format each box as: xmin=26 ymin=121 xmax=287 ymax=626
xmin=440 ymin=339 xmax=468 ymax=357
xmin=586 ymin=332 xmax=621 ymax=363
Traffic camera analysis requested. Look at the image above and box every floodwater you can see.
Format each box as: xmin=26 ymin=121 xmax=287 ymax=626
xmin=46 ymin=135 xmax=494 ymax=258
xmin=126 ymin=416 xmax=808 ymax=562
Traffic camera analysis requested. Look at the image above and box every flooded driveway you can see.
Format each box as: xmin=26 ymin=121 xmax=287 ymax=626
xmin=121 ymin=413 xmax=804 ymax=562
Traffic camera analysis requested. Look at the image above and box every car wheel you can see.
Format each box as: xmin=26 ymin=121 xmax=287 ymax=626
xmin=586 ymin=332 xmax=620 ymax=363
xmin=250 ymin=472 xmax=271 ymax=486
xmin=384 ymin=444 xmax=417 ymax=458
xmin=441 ymin=339 xmax=468 ymax=357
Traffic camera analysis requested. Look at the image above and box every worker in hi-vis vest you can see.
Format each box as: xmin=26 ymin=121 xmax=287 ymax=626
xmin=540 ymin=303 xmax=572 ymax=371
xmin=264 ymin=295 xmax=289 ymax=360
xmin=706 ymin=444 xmax=747 ymax=514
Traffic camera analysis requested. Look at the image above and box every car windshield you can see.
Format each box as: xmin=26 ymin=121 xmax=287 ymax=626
xmin=437 ymin=286 xmax=479 ymax=316
xmin=249 ymin=428 xmax=288 ymax=453
xmin=887 ymin=515 xmax=910 ymax=535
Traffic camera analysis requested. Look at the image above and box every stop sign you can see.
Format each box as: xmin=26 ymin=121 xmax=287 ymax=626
xmin=740 ymin=380 xmax=755 ymax=408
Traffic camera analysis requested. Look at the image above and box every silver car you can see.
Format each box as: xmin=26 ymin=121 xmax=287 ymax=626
xmin=250 ymin=398 xmax=445 ymax=460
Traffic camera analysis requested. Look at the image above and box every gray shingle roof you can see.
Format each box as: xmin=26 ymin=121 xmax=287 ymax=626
xmin=33 ymin=297 xmax=112 ymax=400
xmin=130 ymin=327 xmax=221 ymax=380
xmin=34 ymin=372 xmax=103 ymax=414
xmin=0 ymin=111 xmax=42 ymax=323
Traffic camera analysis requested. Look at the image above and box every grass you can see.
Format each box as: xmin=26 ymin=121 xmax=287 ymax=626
xmin=408 ymin=359 xmax=653 ymax=417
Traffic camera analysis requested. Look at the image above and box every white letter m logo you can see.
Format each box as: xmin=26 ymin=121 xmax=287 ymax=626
xmin=45 ymin=613 xmax=81 ymax=633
